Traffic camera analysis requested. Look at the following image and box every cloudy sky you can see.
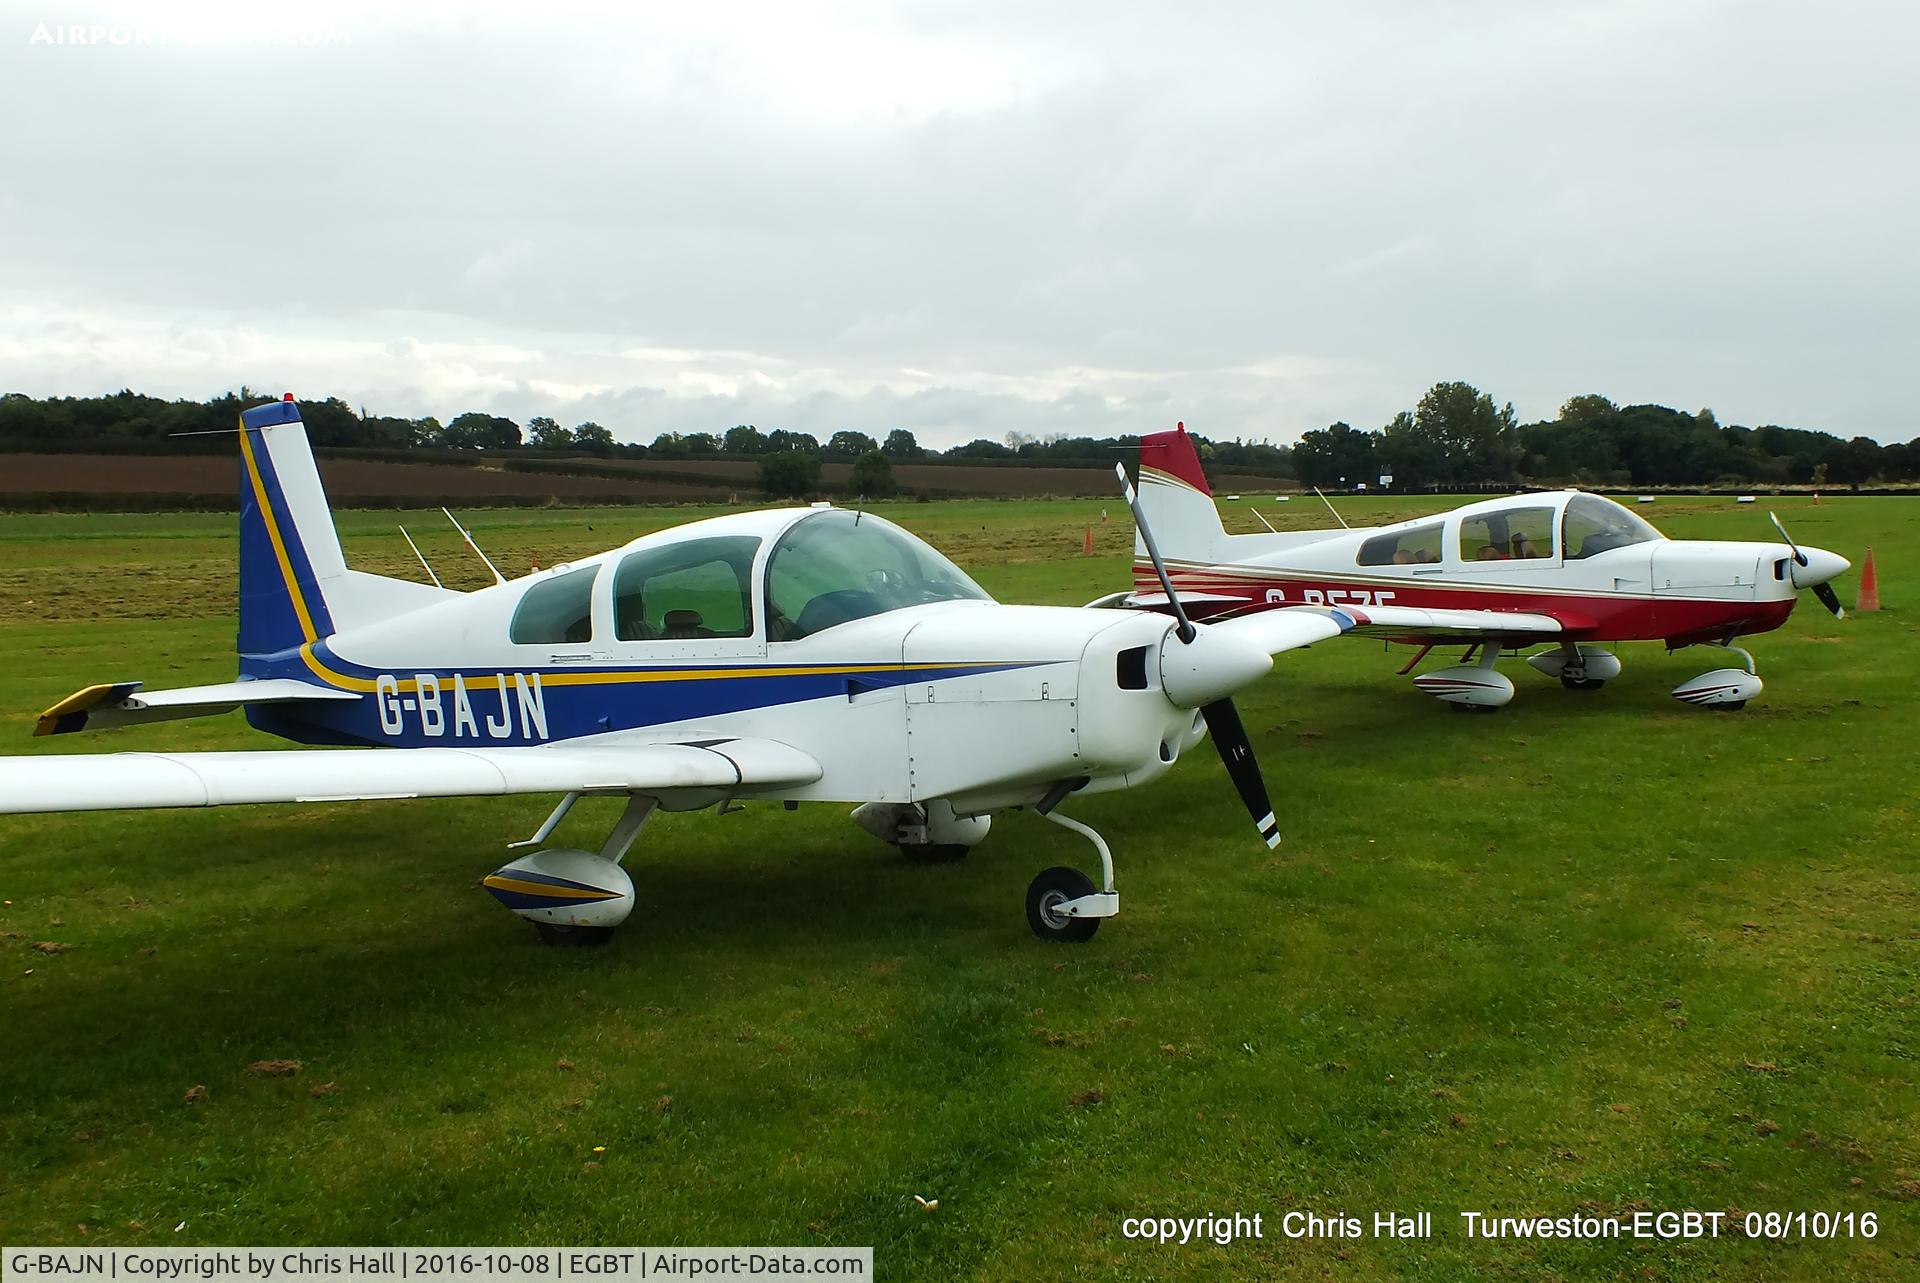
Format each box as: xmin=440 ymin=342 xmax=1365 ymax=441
xmin=2 ymin=0 xmax=1914 ymax=447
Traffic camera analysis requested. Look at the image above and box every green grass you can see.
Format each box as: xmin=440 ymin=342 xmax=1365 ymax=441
xmin=1 ymin=495 xmax=1915 ymax=1280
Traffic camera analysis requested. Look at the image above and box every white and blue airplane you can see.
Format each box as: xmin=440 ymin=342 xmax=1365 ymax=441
xmin=0 ymin=398 xmax=1353 ymax=945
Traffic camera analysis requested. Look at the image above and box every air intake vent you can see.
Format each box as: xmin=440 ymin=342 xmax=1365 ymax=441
xmin=1116 ymin=645 xmax=1150 ymax=690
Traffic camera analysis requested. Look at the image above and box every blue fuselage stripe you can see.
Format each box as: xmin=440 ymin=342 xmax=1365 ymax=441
xmin=244 ymin=650 xmax=1052 ymax=748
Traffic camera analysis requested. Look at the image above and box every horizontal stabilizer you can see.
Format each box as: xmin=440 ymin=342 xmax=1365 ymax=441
xmin=0 ymin=737 xmax=822 ymax=814
xmin=35 ymin=678 xmax=359 ymax=737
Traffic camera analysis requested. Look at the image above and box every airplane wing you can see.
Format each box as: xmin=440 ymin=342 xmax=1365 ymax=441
xmin=0 ymin=737 xmax=821 ymax=815
xmin=1330 ymin=604 xmax=1566 ymax=640
xmin=1178 ymin=603 xmax=1562 ymax=657
xmin=1204 ymin=607 xmax=1354 ymax=653
xmin=1094 ymin=594 xmax=1566 ymax=644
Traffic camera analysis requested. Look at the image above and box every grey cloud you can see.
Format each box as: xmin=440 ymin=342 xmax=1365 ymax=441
xmin=1 ymin=1 xmax=1915 ymax=445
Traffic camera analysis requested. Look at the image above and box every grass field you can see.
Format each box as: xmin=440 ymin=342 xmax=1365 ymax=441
xmin=0 ymin=495 xmax=1914 ymax=1280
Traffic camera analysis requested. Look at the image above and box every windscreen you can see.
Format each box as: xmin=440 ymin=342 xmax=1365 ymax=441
xmin=765 ymin=511 xmax=989 ymax=641
xmin=1563 ymin=494 xmax=1662 ymax=559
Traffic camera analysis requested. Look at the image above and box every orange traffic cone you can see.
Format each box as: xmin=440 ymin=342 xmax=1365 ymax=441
xmin=1083 ymin=526 xmax=1095 ymax=556
xmin=530 ymin=554 xmax=540 ymax=571
xmin=1857 ymin=547 xmax=1880 ymax=612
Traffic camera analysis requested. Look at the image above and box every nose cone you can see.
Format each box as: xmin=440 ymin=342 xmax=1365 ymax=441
xmin=1159 ymin=624 xmax=1273 ymax=708
xmin=1791 ymin=546 xmax=1850 ymax=588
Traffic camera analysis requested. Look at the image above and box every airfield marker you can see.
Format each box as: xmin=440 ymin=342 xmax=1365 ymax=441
xmin=1857 ymin=547 xmax=1880 ymax=611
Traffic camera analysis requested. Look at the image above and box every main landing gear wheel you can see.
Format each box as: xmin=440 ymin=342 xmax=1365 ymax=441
xmin=898 ymin=842 xmax=970 ymax=865
xmin=1449 ymin=703 xmax=1499 ymax=715
xmin=532 ymin=921 xmax=616 ymax=948
xmin=1026 ymin=866 xmax=1101 ymax=943
xmin=1560 ymin=671 xmax=1607 ymax=692
xmin=488 ymin=798 xmax=654 ymax=946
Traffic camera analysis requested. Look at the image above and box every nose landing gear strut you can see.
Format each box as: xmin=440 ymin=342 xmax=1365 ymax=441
xmin=1024 ymin=783 xmax=1119 ymax=943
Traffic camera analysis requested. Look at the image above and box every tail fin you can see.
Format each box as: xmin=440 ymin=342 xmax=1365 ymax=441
xmin=237 ymin=398 xmax=456 ymax=671
xmin=238 ymin=399 xmax=345 ymax=662
xmin=1135 ymin=422 xmax=1226 ymax=570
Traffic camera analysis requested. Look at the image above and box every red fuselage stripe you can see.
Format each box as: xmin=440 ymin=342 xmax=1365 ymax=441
xmin=1134 ymin=564 xmax=1795 ymax=644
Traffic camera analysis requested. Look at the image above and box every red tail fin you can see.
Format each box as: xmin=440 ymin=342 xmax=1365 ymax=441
xmin=1138 ymin=421 xmax=1212 ymax=495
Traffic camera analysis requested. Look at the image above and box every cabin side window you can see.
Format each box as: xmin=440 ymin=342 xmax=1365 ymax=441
xmin=509 ymin=567 xmax=598 ymax=645
xmin=1356 ymin=523 xmax=1444 ymax=566
xmin=611 ymin=536 xmax=759 ymax=641
xmin=1459 ymin=506 xmax=1557 ymax=561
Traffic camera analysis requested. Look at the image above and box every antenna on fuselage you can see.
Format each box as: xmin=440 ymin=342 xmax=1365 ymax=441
xmin=441 ymin=507 xmax=506 ymax=585
xmin=398 ymin=525 xmax=444 ymax=588
xmin=1311 ymin=486 xmax=1350 ymax=529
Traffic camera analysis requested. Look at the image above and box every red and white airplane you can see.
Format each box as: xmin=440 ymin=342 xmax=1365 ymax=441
xmin=1109 ymin=424 xmax=1851 ymax=711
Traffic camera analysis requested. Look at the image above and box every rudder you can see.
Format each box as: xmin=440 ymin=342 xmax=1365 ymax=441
xmin=238 ymin=398 xmax=344 ymax=665
xmin=1135 ymin=422 xmax=1226 ymax=570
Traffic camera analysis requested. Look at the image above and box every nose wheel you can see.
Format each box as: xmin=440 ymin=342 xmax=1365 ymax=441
xmin=1025 ymin=804 xmax=1120 ymax=943
xmin=1026 ymin=866 xmax=1101 ymax=942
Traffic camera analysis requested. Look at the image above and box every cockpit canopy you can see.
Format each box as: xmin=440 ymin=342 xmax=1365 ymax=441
xmin=766 ymin=509 xmax=990 ymax=640
xmin=1353 ymin=492 xmax=1663 ymax=568
xmin=501 ymin=508 xmax=990 ymax=649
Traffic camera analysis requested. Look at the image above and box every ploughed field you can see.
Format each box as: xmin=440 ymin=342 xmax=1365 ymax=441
xmin=0 ymin=495 xmax=1914 ymax=1281
xmin=0 ymin=452 xmax=1290 ymax=504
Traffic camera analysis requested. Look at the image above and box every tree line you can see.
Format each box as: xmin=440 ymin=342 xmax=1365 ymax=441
xmin=1292 ymin=383 xmax=1918 ymax=490
xmin=3 ymin=384 xmax=1914 ymax=490
xmin=0 ymin=389 xmax=1273 ymax=471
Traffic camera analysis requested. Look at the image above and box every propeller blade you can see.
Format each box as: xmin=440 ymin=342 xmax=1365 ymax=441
xmin=1768 ymin=510 xmax=1808 ymax=566
xmin=1116 ymin=462 xmax=1196 ymax=643
xmin=1200 ymin=699 xmax=1280 ymax=849
xmin=1812 ymin=581 xmax=1846 ymax=619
